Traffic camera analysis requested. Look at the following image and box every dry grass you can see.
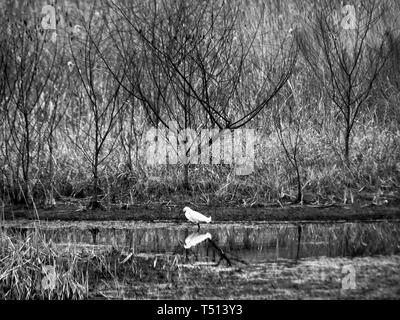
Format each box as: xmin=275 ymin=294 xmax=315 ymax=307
xmin=0 ymin=228 xmax=185 ymax=299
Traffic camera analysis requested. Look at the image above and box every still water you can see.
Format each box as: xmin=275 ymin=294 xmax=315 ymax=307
xmin=2 ymin=220 xmax=400 ymax=263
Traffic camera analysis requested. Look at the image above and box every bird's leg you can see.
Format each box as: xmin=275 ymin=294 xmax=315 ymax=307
xmin=197 ymin=223 xmax=200 ymax=232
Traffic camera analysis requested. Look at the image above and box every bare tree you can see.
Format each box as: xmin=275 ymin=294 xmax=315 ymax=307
xmin=66 ymin=7 xmax=128 ymax=209
xmin=1 ymin=2 xmax=60 ymax=205
xmin=295 ymin=0 xmax=389 ymax=164
xmin=101 ymin=0 xmax=298 ymax=188
xmin=273 ymin=79 xmax=309 ymax=204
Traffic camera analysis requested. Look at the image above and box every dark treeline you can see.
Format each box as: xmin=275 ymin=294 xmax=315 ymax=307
xmin=0 ymin=0 xmax=399 ymax=209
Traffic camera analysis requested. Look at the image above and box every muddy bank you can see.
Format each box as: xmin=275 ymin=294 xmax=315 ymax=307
xmin=3 ymin=203 xmax=400 ymax=222
xmin=95 ymin=254 xmax=400 ymax=299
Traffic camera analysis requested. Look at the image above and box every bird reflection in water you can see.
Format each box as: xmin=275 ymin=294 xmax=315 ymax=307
xmin=183 ymin=232 xmax=212 ymax=249
xmin=182 ymin=231 xmax=233 ymax=266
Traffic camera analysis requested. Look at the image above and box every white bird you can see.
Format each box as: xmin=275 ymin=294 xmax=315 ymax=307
xmin=183 ymin=206 xmax=211 ymax=231
xmin=184 ymin=232 xmax=212 ymax=249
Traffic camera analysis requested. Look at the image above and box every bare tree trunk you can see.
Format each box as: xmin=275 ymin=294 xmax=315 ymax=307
xmin=183 ymin=163 xmax=189 ymax=189
xmin=344 ymin=128 xmax=350 ymax=164
xmin=295 ymin=164 xmax=302 ymax=203
xmin=48 ymin=133 xmax=55 ymax=206
xmin=91 ymin=151 xmax=100 ymax=209
xmin=90 ymin=119 xmax=101 ymax=209
xmin=22 ymin=112 xmax=30 ymax=203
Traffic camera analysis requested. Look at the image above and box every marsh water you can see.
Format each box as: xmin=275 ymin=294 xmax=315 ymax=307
xmin=2 ymin=219 xmax=400 ymax=263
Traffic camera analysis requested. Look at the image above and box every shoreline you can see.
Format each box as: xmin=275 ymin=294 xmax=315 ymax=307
xmin=2 ymin=204 xmax=400 ymax=222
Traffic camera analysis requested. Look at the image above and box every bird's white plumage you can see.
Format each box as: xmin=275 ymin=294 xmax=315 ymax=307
xmin=183 ymin=207 xmax=211 ymax=224
xmin=184 ymin=232 xmax=212 ymax=249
